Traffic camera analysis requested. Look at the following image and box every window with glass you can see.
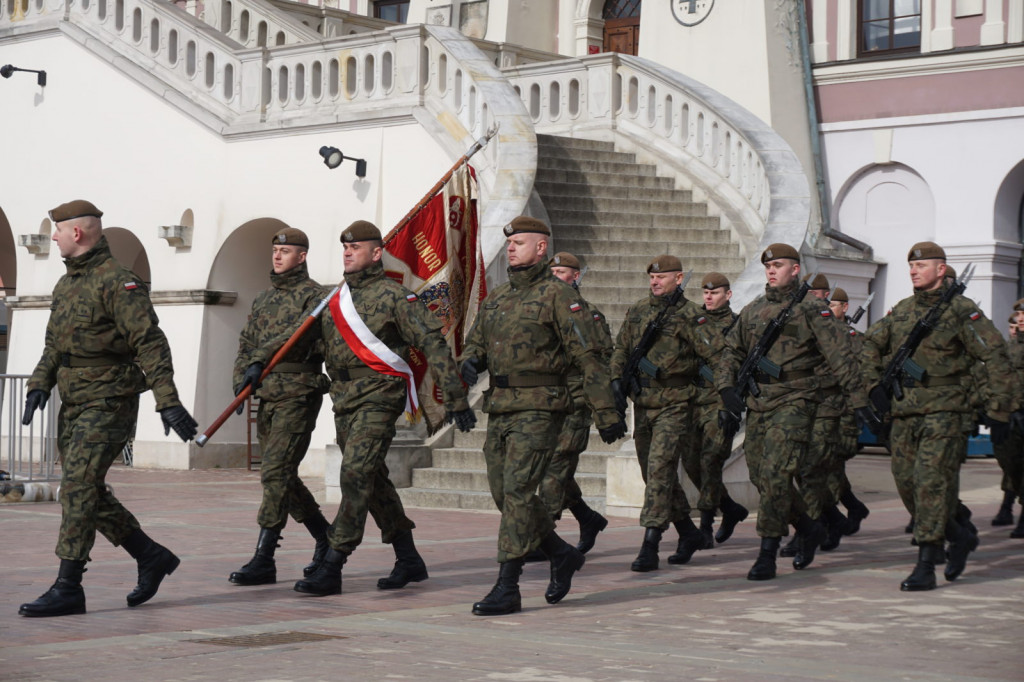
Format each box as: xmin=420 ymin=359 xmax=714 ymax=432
xmin=859 ymin=0 xmax=921 ymax=55
xmin=374 ymin=0 xmax=409 ymax=23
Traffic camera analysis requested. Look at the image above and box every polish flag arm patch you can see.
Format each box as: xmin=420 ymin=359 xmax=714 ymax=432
xmin=968 ymin=311 xmax=980 ymax=321
xmin=406 ymin=293 xmax=419 ymax=302
xmin=123 ymin=281 xmax=139 ymax=291
xmin=569 ymin=302 xmax=582 ymax=313
xmin=819 ymin=309 xmax=832 ymax=317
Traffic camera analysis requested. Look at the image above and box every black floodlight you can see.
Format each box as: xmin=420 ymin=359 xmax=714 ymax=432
xmin=318 ymin=145 xmax=367 ymax=177
xmin=1 ymin=64 xmax=47 ymax=86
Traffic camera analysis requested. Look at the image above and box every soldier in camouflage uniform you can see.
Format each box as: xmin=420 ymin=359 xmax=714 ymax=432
xmin=679 ymin=272 xmax=748 ymax=547
xmin=294 ymin=221 xmax=476 ymax=597
xmin=19 ymin=200 xmax=198 ymax=618
xmin=228 ymin=227 xmax=332 ymax=587
xmin=862 ymin=242 xmax=1016 ymax=590
xmin=989 ymin=301 xmax=1024 ymax=536
xmin=537 ymin=252 xmax=611 ymax=554
xmin=715 ymin=244 xmax=871 ymax=581
xmin=611 ymin=255 xmax=716 ymax=572
xmin=460 ymin=217 xmax=626 ymax=616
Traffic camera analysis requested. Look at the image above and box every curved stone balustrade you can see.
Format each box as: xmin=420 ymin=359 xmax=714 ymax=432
xmin=203 ymin=0 xmax=320 ymax=48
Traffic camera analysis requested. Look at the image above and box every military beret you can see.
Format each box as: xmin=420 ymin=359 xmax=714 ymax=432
xmin=1014 ymin=298 xmax=1024 ymax=312
xmin=701 ymin=272 xmax=730 ymax=290
xmin=549 ymin=252 xmax=581 ymax=270
xmin=272 ymin=227 xmax=309 ymax=248
xmin=340 ymin=220 xmax=382 ymax=243
xmin=503 ymin=216 xmax=550 ymax=237
xmin=830 ymin=287 xmax=849 ymax=303
xmin=803 ymin=273 xmax=830 ymax=290
xmin=647 ymin=255 xmax=682 ymax=274
xmin=907 ymin=241 xmax=945 ymax=261
xmin=1009 ymin=314 xmax=1018 ymax=324
xmin=48 ymin=199 xmax=103 ymax=223
xmin=944 ymin=265 xmax=956 ymax=280
xmin=761 ymin=243 xmax=800 ymax=263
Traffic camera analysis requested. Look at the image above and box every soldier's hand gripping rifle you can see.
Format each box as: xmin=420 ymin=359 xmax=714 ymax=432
xmin=719 ymin=275 xmax=815 ymax=441
xmin=849 ymin=292 xmax=874 ymax=325
xmin=871 ymin=263 xmax=975 ymax=414
xmin=620 ymin=271 xmax=693 ymax=400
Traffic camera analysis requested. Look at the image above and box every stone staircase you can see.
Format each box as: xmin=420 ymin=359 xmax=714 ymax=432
xmin=536 ymin=134 xmax=745 ymax=332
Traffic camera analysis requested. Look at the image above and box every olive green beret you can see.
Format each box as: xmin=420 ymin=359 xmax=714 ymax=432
xmin=272 ymin=227 xmax=309 ymax=248
xmin=340 ymin=220 xmax=382 ymax=243
xmin=803 ymin=273 xmax=830 ymax=290
xmin=549 ymin=252 xmax=581 ymax=270
xmin=701 ymin=272 xmax=730 ymax=290
xmin=1014 ymin=298 xmax=1024 ymax=312
xmin=48 ymin=199 xmax=103 ymax=223
xmin=1009 ymin=314 xmax=1018 ymax=324
xmin=907 ymin=241 xmax=945 ymax=261
xmin=830 ymin=287 xmax=848 ymax=303
xmin=944 ymin=265 xmax=956 ymax=280
xmin=761 ymin=243 xmax=800 ymax=263
xmin=647 ymin=255 xmax=682 ymax=274
xmin=503 ymin=216 xmax=550 ymax=237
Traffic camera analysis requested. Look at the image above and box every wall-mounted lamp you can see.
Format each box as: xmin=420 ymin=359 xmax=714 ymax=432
xmin=1 ymin=64 xmax=47 ymax=87
xmin=318 ymin=146 xmax=367 ymax=178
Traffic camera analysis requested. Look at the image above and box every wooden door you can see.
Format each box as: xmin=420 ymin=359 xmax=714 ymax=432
xmin=604 ymin=17 xmax=639 ymax=55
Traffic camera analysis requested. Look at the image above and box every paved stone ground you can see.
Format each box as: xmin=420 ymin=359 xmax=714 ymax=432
xmin=1 ymin=455 xmax=1022 ymax=682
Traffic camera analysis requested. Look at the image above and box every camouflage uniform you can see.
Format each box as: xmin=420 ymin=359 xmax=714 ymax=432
xmin=321 ymin=260 xmax=469 ymax=555
xmin=862 ymin=283 xmax=1015 ymax=546
xmin=463 ymin=259 xmax=619 ymax=562
xmin=716 ymin=281 xmax=868 ymax=539
xmin=27 ymin=236 xmax=185 ymax=561
xmin=233 ymin=261 xmax=328 ymax=532
xmin=992 ymin=331 xmax=1024 ymax=503
xmin=828 ymin=325 xmax=865 ymax=502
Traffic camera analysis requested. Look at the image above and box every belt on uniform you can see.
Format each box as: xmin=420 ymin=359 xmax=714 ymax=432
xmin=332 ymin=366 xmax=378 ymax=381
xmin=901 ymin=375 xmax=962 ymax=388
xmin=60 ymin=353 xmax=132 ymax=368
xmin=753 ymin=368 xmax=815 ymax=385
xmin=639 ymin=374 xmax=694 ymax=389
xmin=271 ymin=362 xmax=321 ymax=374
xmin=490 ymin=374 xmax=567 ymax=389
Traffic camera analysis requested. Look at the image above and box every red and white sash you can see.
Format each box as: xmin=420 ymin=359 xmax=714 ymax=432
xmin=329 ymin=283 xmax=420 ymax=420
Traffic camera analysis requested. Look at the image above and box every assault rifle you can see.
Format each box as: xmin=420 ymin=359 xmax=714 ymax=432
xmin=621 ymin=270 xmax=693 ymax=398
xmin=849 ymin=292 xmax=874 ymax=325
xmin=876 ymin=263 xmax=974 ymax=404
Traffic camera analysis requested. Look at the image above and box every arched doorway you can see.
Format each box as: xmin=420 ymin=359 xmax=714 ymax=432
xmin=603 ymin=0 xmax=641 ymax=55
xmin=992 ymin=158 xmax=1024 ymax=313
xmin=103 ymin=227 xmax=152 ymax=285
xmin=0 ymin=206 xmax=15 ymax=372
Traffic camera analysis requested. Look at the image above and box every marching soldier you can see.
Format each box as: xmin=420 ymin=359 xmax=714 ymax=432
xmin=460 ymin=217 xmax=626 ymax=616
xmin=538 ymin=252 xmax=612 ymax=554
xmin=228 ymin=227 xmax=333 ymax=587
xmin=19 ymin=200 xmax=198 ymax=617
xmin=294 ymin=220 xmax=476 ymax=597
xmin=990 ymin=302 xmax=1024 ymax=535
xmin=862 ymin=242 xmax=1015 ymax=590
xmin=716 ymin=244 xmax=872 ymax=581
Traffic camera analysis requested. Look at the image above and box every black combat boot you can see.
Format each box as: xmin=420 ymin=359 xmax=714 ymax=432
xmin=569 ymin=500 xmax=609 ymax=554
xmin=667 ymin=517 xmax=706 ymax=565
xmin=792 ymin=515 xmax=827 ymax=570
xmin=377 ymin=530 xmax=429 ymax=589
xmin=944 ymin=519 xmax=978 ymax=582
xmin=1011 ymin=509 xmax=1024 ymax=538
xmin=840 ymin=489 xmax=870 ymax=535
xmin=698 ymin=510 xmax=716 ymax=549
xmin=539 ymin=530 xmax=585 ymax=604
xmin=301 ymin=512 xmax=332 ymax=577
xmin=630 ymin=527 xmax=663 ymax=572
xmin=820 ymin=505 xmax=847 ymax=551
xmin=900 ymin=543 xmax=944 ymax=591
xmin=122 ymin=528 xmax=181 ymax=607
xmin=991 ymin=490 xmax=1015 ymax=526
xmin=229 ymin=527 xmax=280 ymax=586
xmin=957 ymin=502 xmax=978 ymax=539
xmin=779 ymin=534 xmax=799 ymax=557
xmin=472 ymin=559 xmax=524 ymax=616
xmin=747 ymin=537 xmax=780 ymax=581
xmin=523 ymin=548 xmax=548 ymax=562
xmin=293 ymin=547 xmax=347 ymax=596
xmin=18 ymin=560 xmax=87 ymax=617
xmin=715 ymin=492 xmax=748 ymax=544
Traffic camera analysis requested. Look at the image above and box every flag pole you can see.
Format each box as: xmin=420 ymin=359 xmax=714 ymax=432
xmin=196 ymin=126 xmax=498 ymax=447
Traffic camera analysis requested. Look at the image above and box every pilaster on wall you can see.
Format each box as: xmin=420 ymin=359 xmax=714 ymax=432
xmin=980 ymin=0 xmax=1006 ymax=46
xmin=930 ymin=0 xmax=955 ymax=52
xmin=810 ymin=0 xmax=829 ymax=63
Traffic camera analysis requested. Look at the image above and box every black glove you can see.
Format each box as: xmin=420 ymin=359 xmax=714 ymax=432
xmin=160 ymin=405 xmax=199 ymax=442
xmin=718 ymin=409 xmax=741 ymax=434
xmin=234 ymin=362 xmax=264 ymax=414
xmin=598 ymin=419 xmax=627 ymax=444
xmin=868 ymin=384 xmax=891 ymax=415
xmin=983 ymin=414 xmax=1011 ymax=446
xmin=1010 ymin=410 xmax=1024 ymax=435
xmin=854 ymin=406 xmax=882 ymax=436
xmin=460 ymin=358 xmax=481 ymax=386
xmin=21 ymin=389 xmax=49 ymax=426
xmin=719 ymin=386 xmax=744 ymax=416
xmin=610 ymin=378 xmax=627 ymax=417
xmin=447 ymin=408 xmax=477 ymax=433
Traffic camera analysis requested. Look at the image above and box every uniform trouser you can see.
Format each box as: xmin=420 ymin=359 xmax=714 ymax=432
xmin=328 ymin=406 xmax=414 ymax=554
xmin=744 ymin=400 xmax=815 ymax=538
xmin=889 ymin=412 xmax=968 ymax=545
xmin=680 ymin=400 xmax=731 ymax=512
xmin=538 ymin=403 xmax=592 ymax=520
xmin=255 ymin=392 xmax=324 ymax=531
xmin=992 ymin=428 xmax=1024 ymax=501
xmin=827 ymin=424 xmax=860 ymax=501
xmin=56 ymin=396 xmax=141 ymax=561
xmin=634 ymin=402 xmax=693 ymax=529
xmin=798 ymin=415 xmax=841 ymax=520
xmin=483 ymin=410 xmax=564 ymax=563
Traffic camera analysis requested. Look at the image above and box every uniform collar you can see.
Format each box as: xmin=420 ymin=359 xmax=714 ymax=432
xmin=345 ymin=260 xmax=385 ymax=289
xmin=270 ymin=261 xmax=310 ymax=290
xmin=507 ymin=259 xmax=550 ymax=290
xmin=765 ymin=280 xmax=798 ymax=302
xmin=63 ymin=236 xmax=111 ymax=275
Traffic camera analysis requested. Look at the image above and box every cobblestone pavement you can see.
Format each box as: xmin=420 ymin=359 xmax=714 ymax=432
xmin=1 ymin=455 xmax=1021 ymax=681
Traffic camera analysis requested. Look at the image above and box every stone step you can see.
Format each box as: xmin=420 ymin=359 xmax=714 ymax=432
xmin=538 ymin=144 xmax=639 ymax=165
xmin=535 ymin=169 xmax=676 ymax=189
xmin=554 ymin=225 xmax=727 ymax=244
xmin=454 ymin=423 xmax=622 ymax=452
xmin=410 ymin=467 xmax=607 ymax=497
xmin=547 ymin=210 xmax=720 ymax=230
xmin=397 ymin=487 xmax=607 ymax=514
xmin=535 ymin=181 xmax=694 ymax=203
xmin=538 ymin=157 xmax=659 ymax=176
xmin=557 ymin=240 xmax=738 ymax=259
xmin=541 ymin=195 xmax=708 ymax=216
xmin=537 ymin=134 xmax=616 ymax=153
xmin=432 ymin=447 xmax=609 ymax=474
xmin=571 ymin=252 xmax=744 ymax=272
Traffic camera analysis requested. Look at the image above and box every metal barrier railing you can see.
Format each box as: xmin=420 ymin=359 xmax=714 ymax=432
xmin=0 ymin=375 xmax=59 ymax=482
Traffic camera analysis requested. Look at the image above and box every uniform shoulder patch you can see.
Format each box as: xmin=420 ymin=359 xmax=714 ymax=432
xmin=406 ymin=293 xmax=419 ymax=302
xmin=569 ymin=302 xmax=582 ymax=313
xmin=592 ymin=312 xmax=601 ymax=322
xmin=968 ymin=311 xmax=980 ymax=321
xmin=696 ymin=316 xmax=707 ymax=325
xmin=123 ymin=281 xmax=139 ymax=291
xmin=848 ymin=329 xmax=858 ymax=336
xmin=819 ymin=309 xmax=832 ymax=317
